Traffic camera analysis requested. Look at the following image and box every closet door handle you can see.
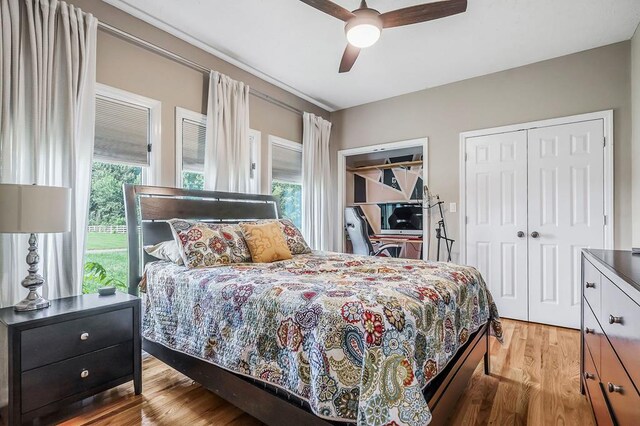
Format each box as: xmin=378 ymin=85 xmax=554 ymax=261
xmin=517 ymin=231 xmax=525 ymax=238
xmin=531 ymin=231 xmax=540 ymax=238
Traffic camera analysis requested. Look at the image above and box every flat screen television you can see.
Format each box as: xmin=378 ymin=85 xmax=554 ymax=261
xmin=379 ymin=203 xmax=423 ymax=236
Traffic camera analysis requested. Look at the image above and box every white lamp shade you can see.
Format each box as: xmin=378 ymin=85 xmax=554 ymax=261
xmin=0 ymin=184 xmax=71 ymax=233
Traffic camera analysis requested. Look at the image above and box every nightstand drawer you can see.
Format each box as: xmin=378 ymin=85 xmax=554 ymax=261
xmin=21 ymin=307 xmax=133 ymax=371
xmin=21 ymin=341 xmax=133 ymax=414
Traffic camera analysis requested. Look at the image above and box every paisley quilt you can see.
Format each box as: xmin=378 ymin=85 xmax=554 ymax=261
xmin=142 ymin=252 xmax=502 ymax=425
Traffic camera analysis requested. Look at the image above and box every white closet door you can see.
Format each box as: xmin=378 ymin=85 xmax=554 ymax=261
xmin=527 ymin=120 xmax=605 ymax=329
xmin=465 ymin=131 xmax=529 ymax=321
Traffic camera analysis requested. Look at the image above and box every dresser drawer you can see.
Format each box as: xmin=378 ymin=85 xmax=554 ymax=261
xmin=21 ymin=341 xmax=133 ymax=413
xmin=583 ymin=257 xmax=602 ymax=317
xmin=600 ymin=338 xmax=640 ymax=425
xmin=21 ymin=307 xmax=133 ymax=371
xmin=583 ymin=348 xmax=614 ymax=426
xmin=583 ymin=300 xmax=602 ymax=375
xmin=601 ymin=277 xmax=640 ymax=387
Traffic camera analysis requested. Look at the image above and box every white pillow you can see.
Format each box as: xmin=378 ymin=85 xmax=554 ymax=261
xmin=144 ymin=240 xmax=184 ymax=265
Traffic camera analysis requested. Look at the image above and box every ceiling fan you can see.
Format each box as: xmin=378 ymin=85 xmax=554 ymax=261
xmin=300 ymin=0 xmax=467 ymax=73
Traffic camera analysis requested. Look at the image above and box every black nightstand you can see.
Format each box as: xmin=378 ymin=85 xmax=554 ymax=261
xmin=0 ymin=292 xmax=141 ymax=425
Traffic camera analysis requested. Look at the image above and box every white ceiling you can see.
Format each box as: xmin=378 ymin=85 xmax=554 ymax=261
xmin=104 ymin=0 xmax=640 ymax=111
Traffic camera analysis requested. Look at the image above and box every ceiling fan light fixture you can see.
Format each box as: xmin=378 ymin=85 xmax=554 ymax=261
xmin=345 ymin=9 xmax=382 ymax=48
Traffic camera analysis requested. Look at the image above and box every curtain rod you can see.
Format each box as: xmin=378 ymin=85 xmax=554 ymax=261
xmin=97 ymin=21 xmax=304 ymax=116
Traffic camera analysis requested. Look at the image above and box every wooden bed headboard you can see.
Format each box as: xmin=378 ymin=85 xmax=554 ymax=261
xmin=123 ymin=184 xmax=281 ymax=296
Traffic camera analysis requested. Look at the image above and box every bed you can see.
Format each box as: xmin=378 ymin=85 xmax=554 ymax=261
xmin=124 ymin=185 xmax=502 ymax=426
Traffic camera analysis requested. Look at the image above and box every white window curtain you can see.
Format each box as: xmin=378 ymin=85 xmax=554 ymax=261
xmin=0 ymin=0 xmax=97 ymax=307
xmin=302 ymin=112 xmax=333 ymax=251
xmin=203 ymin=71 xmax=252 ymax=193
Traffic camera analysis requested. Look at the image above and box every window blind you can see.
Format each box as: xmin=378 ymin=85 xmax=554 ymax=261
xmin=94 ymin=96 xmax=150 ymax=166
xmin=272 ymin=144 xmax=302 ymax=184
xmin=182 ymin=119 xmax=206 ymax=173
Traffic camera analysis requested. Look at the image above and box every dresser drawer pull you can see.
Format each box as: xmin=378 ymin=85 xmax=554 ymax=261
xmin=585 ymin=282 xmax=596 ymax=289
xmin=80 ymin=369 xmax=90 ymax=379
xmin=608 ymin=314 xmax=623 ymax=325
xmin=607 ymin=382 xmax=623 ymax=394
xmin=80 ymin=332 xmax=89 ymax=341
xmin=584 ymin=327 xmax=595 ymax=334
xmin=583 ymin=372 xmax=595 ymax=380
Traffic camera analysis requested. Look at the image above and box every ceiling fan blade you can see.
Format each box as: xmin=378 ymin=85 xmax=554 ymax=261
xmin=380 ymin=0 xmax=467 ymax=29
xmin=299 ymin=0 xmax=355 ymax=21
xmin=339 ymin=44 xmax=361 ymax=73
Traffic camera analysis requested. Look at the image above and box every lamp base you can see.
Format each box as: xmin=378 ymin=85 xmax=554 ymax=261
xmin=14 ymin=233 xmax=50 ymax=312
xmin=14 ymin=289 xmax=50 ymax=312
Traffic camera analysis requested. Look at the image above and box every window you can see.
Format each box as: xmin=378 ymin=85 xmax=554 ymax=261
xmin=268 ymin=136 xmax=302 ymax=228
xmin=175 ymin=108 xmax=206 ymax=190
xmin=175 ymin=107 xmax=261 ymax=193
xmin=84 ymin=84 xmax=161 ymax=294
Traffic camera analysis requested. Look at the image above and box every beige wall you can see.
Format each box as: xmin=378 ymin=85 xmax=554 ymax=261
xmin=632 ymin=26 xmax=640 ymax=250
xmin=331 ymin=42 xmax=632 ymax=257
xmin=70 ymin=0 xmax=329 ymax=192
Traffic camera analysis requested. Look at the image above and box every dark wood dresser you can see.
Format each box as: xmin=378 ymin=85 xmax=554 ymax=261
xmin=581 ymin=249 xmax=640 ymax=425
xmin=0 ymin=293 xmax=141 ymax=425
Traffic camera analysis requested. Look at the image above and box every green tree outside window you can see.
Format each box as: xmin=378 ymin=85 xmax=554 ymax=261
xmin=271 ymin=181 xmax=302 ymax=229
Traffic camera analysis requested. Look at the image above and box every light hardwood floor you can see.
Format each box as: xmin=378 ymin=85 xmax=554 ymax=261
xmin=57 ymin=319 xmax=594 ymax=426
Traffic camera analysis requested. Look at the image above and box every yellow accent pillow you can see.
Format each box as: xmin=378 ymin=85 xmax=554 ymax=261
xmin=240 ymin=222 xmax=293 ymax=263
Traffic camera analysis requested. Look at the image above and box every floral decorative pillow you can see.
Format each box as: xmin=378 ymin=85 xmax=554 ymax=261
xmin=168 ymin=219 xmax=251 ymax=268
xmin=251 ymin=219 xmax=311 ymax=255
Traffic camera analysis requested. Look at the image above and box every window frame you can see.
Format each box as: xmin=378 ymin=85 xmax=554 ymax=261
xmin=267 ymin=135 xmax=303 ymax=190
xmin=248 ymin=129 xmax=262 ymax=194
xmin=175 ymin=107 xmax=262 ymax=192
xmin=95 ymin=83 xmax=162 ymax=185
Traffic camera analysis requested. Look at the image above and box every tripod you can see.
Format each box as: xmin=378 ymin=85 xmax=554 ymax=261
xmin=424 ymin=187 xmax=455 ymax=262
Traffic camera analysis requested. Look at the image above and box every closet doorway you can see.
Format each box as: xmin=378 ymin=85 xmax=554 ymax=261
xmin=459 ymin=111 xmax=614 ymax=329
xmin=337 ymin=138 xmax=429 ymax=260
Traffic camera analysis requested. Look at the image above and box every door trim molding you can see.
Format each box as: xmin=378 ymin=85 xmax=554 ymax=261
xmin=458 ymin=110 xmax=614 ymax=264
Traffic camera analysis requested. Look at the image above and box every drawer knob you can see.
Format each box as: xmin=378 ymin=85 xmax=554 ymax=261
xmin=585 ymin=282 xmax=596 ymax=289
xmin=608 ymin=314 xmax=623 ymax=325
xmin=80 ymin=369 xmax=90 ymax=379
xmin=80 ymin=332 xmax=89 ymax=341
xmin=584 ymin=328 xmax=595 ymax=335
xmin=607 ymin=382 xmax=623 ymax=394
xmin=583 ymin=372 xmax=595 ymax=380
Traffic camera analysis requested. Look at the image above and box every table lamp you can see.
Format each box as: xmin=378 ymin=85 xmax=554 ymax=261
xmin=0 ymin=184 xmax=71 ymax=311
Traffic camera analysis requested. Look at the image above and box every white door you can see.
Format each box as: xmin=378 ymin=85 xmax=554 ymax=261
xmin=465 ymin=131 xmax=529 ymax=321
xmin=527 ymin=120 xmax=605 ymax=328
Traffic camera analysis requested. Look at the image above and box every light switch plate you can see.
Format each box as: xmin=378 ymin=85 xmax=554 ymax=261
xmin=449 ymin=202 xmax=457 ymax=213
